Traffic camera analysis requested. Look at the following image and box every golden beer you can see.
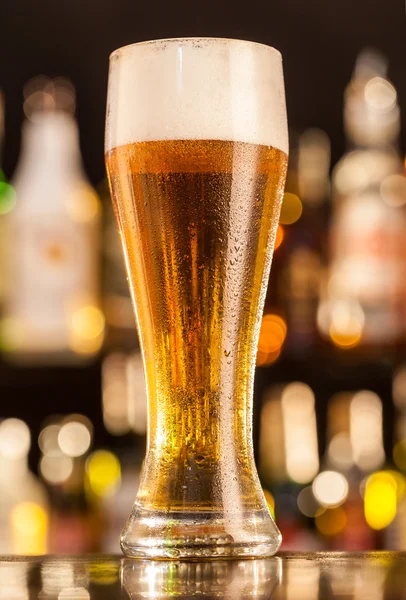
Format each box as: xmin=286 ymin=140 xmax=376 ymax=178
xmin=105 ymin=37 xmax=288 ymax=558
xmin=107 ymin=139 xmax=287 ymax=511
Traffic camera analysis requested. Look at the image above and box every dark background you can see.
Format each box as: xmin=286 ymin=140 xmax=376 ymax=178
xmin=2 ymin=0 xmax=406 ymax=185
xmin=0 ymin=0 xmax=405 ymax=468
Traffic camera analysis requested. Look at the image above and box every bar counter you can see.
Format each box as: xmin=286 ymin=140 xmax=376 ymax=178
xmin=1 ymin=552 xmax=405 ymax=598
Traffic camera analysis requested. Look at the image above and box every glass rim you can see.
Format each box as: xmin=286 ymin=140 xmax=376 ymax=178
xmin=109 ymin=37 xmax=282 ymax=62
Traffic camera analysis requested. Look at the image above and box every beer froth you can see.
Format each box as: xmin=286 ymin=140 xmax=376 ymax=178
xmin=106 ymin=38 xmax=288 ymax=153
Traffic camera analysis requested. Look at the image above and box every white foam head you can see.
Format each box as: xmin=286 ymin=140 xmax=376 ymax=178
xmin=106 ymin=38 xmax=288 ymax=153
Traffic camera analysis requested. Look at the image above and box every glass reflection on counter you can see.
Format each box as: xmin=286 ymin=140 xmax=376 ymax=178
xmin=121 ymin=559 xmax=282 ymax=599
xmin=0 ymin=554 xmax=404 ymax=599
xmin=279 ymin=560 xmax=320 ymax=600
xmin=40 ymin=560 xmax=88 ymax=598
xmin=0 ymin=563 xmax=29 ymax=599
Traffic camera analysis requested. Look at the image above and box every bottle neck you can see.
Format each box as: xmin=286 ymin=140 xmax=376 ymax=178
xmin=0 ymin=455 xmax=29 ymax=481
xmin=14 ymin=112 xmax=83 ymax=182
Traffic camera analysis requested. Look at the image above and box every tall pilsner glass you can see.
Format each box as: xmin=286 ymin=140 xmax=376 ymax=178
xmin=105 ymin=38 xmax=288 ymax=559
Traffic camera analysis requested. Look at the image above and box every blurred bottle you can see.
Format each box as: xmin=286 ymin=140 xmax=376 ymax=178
xmin=320 ymin=49 xmax=406 ymax=354
xmin=280 ymin=129 xmax=330 ymax=356
xmin=323 ymin=393 xmax=377 ymax=550
xmin=1 ymin=77 xmax=103 ymax=363
xmin=37 ymin=414 xmax=103 ymax=553
xmin=258 ymin=383 xmax=321 ymax=550
xmin=100 ymin=351 xmax=147 ymax=543
xmin=98 ymin=178 xmax=137 ymax=351
xmin=0 ymin=563 xmax=29 ymax=599
xmin=99 ymin=182 xmax=147 ymax=462
xmin=98 ymin=457 xmax=141 ymax=552
xmin=102 ymin=351 xmax=147 ymax=440
xmin=48 ymin=458 xmax=103 ymax=553
xmin=388 ymin=365 xmax=406 ymax=549
xmin=0 ymin=92 xmax=16 ymax=348
xmin=39 ymin=559 xmax=90 ymax=599
xmin=260 ymin=129 xmax=330 ymax=366
xmin=0 ymin=418 xmax=49 ymax=554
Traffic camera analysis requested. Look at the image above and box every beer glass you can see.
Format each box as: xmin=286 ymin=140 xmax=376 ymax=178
xmin=105 ymin=37 xmax=288 ymax=559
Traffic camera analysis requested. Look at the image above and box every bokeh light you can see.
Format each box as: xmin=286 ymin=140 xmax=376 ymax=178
xmin=281 ymin=383 xmax=319 ymax=484
xmin=102 ymin=353 xmax=131 ymax=436
xmin=364 ymin=471 xmax=397 ymax=530
xmin=257 ymin=314 xmax=287 ymax=366
xmin=350 ymin=391 xmax=385 ymax=472
xmin=316 ymin=507 xmax=347 ymax=536
xmin=11 ymin=502 xmax=48 ymax=555
xmin=256 ymin=348 xmax=281 ymax=367
xmin=312 ymin=471 xmax=349 ymax=508
xmin=328 ymin=433 xmax=354 ymax=471
xmin=71 ymin=306 xmax=105 ymax=341
xmin=274 ymin=225 xmax=284 ymax=250
xmin=86 ymin=450 xmax=121 ymax=498
xmin=333 ymin=150 xmax=398 ymax=196
xmin=38 ymin=424 xmax=62 ymax=457
xmin=364 ymin=77 xmax=397 ymax=112
xmin=259 ymin=390 xmax=287 ymax=485
xmin=70 ymin=305 xmax=105 ymax=355
xmin=40 ymin=455 xmax=73 ymax=485
xmin=67 ymin=184 xmax=100 ymax=223
xmin=328 ymin=301 xmax=364 ymax=349
xmin=58 ymin=421 xmax=91 ymax=458
xmin=23 ymin=76 xmax=76 ymax=119
xmin=380 ymin=173 xmax=406 ymax=207
xmin=386 ymin=470 xmax=406 ymax=499
xmin=297 ymin=486 xmax=324 ymax=518
xmin=23 ymin=75 xmax=53 ymax=118
xmin=282 ymin=382 xmax=315 ymax=414
xmin=0 ymin=419 xmax=30 ymax=460
xmin=279 ymin=192 xmax=303 ymax=225
xmin=0 ymin=178 xmax=16 ymax=215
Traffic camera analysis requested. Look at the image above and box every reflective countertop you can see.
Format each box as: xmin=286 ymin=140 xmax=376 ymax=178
xmin=1 ymin=552 xmax=405 ymax=599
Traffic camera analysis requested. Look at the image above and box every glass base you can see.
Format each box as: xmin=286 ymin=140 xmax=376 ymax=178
xmin=120 ymin=502 xmax=282 ymax=559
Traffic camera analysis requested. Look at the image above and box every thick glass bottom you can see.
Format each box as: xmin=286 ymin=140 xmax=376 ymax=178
xmin=120 ymin=503 xmax=282 ymax=559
